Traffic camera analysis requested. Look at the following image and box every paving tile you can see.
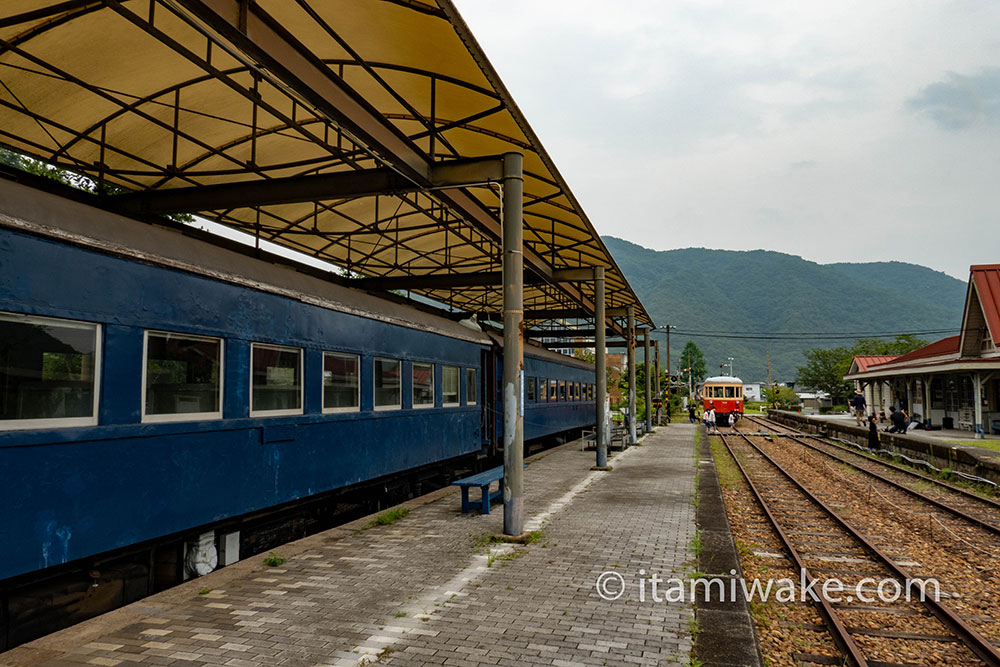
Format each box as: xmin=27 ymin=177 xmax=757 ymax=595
xmin=14 ymin=429 xmax=697 ymax=667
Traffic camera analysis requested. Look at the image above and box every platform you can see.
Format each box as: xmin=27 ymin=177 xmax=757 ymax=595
xmin=6 ymin=427 xmax=699 ymax=667
xmin=771 ymin=410 xmax=1000 ymax=486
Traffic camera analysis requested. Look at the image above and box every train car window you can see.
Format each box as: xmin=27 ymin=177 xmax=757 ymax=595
xmin=412 ymin=362 xmax=434 ymax=408
xmin=442 ymin=365 xmax=460 ymax=406
xmin=527 ymin=377 xmax=536 ymax=402
xmin=143 ymin=331 xmax=222 ymax=422
xmin=576 ymin=382 xmax=582 ymax=401
xmin=250 ymin=343 xmax=302 ymax=416
xmin=559 ymin=380 xmax=567 ymax=401
xmin=323 ymin=352 xmax=360 ymax=413
xmin=466 ymin=368 xmax=477 ymax=405
xmin=736 ymin=387 xmax=742 ymax=398
xmin=714 ymin=387 xmax=725 ymax=398
xmin=374 ymin=357 xmax=401 ymax=410
xmin=0 ymin=312 xmax=100 ymax=430
xmin=725 ymin=386 xmax=735 ymax=398
xmin=548 ymin=379 xmax=557 ymax=401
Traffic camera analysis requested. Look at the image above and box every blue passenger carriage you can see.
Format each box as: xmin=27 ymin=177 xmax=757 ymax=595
xmin=0 ymin=179 xmax=596 ymax=644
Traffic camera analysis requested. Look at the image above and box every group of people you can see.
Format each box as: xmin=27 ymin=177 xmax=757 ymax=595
xmin=687 ymin=402 xmax=739 ymax=430
xmin=853 ymin=389 xmax=927 ymax=450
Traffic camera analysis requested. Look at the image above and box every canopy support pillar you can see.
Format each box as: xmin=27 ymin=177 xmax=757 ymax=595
xmin=595 ymin=267 xmax=608 ymax=468
xmin=501 ymin=153 xmax=525 ymax=536
xmin=628 ymin=306 xmax=636 ymax=445
xmin=644 ymin=329 xmax=652 ymax=433
xmin=654 ymin=340 xmax=661 ymax=426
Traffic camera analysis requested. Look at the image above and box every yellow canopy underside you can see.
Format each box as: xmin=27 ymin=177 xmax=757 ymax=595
xmin=0 ymin=0 xmax=652 ymax=328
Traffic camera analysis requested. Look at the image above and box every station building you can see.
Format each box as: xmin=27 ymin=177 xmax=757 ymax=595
xmin=845 ymin=265 xmax=1000 ymax=436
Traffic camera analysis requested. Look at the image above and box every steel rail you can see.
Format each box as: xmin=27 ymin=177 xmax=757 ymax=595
xmin=724 ymin=428 xmax=1000 ymax=666
xmin=746 ymin=415 xmax=1000 ymax=514
xmin=716 ymin=431 xmax=869 ymax=667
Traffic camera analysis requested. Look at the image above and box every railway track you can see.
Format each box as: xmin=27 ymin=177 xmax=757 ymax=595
xmin=717 ymin=427 xmax=1000 ymax=666
xmin=742 ymin=415 xmax=1000 ymax=536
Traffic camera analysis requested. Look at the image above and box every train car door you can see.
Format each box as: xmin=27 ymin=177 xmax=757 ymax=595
xmin=481 ymin=346 xmax=501 ymax=456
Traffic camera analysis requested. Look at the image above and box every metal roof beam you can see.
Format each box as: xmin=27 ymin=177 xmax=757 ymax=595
xmin=170 ymin=0 xmax=615 ymax=312
xmin=108 ymin=156 xmax=508 ymax=215
xmin=542 ymin=341 xmax=628 ymax=349
xmin=479 ymin=307 xmax=630 ymax=320
xmin=525 ymin=328 xmax=616 ymax=338
xmin=349 ymin=264 xmax=604 ymax=291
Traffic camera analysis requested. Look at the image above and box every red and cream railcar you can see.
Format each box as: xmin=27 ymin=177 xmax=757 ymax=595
xmin=701 ymin=376 xmax=744 ymax=423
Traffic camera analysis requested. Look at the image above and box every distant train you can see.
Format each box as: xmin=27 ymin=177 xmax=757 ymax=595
xmin=0 ymin=179 xmax=597 ymax=648
xmin=701 ymin=375 xmax=744 ymax=424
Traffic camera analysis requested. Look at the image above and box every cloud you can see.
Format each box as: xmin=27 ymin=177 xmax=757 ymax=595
xmin=907 ymin=69 xmax=1000 ymax=130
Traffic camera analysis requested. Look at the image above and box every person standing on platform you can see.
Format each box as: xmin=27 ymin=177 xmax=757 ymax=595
xmin=867 ymin=413 xmax=880 ymax=449
xmin=688 ymin=404 xmax=697 ymax=424
xmin=851 ymin=389 xmax=867 ymax=426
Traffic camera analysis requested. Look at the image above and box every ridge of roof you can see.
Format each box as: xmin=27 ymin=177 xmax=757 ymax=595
xmin=970 ymin=266 xmax=1000 ymax=346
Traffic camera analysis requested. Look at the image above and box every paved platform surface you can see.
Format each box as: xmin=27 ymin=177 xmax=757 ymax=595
xmin=7 ymin=426 xmax=698 ymax=667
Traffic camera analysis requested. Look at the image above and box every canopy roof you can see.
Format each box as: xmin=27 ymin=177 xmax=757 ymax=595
xmin=0 ymin=0 xmax=652 ymax=331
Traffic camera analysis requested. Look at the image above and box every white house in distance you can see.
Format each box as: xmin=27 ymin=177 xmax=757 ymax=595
xmin=845 ymin=264 xmax=1000 ymax=436
xmin=743 ymin=382 xmax=763 ymax=402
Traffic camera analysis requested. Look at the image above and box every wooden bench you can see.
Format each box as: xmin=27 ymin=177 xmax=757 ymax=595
xmin=452 ymin=465 xmax=527 ymax=515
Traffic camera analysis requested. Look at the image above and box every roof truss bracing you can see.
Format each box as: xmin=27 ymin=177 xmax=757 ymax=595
xmin=0 ymin=0 xmax=653 ymax=333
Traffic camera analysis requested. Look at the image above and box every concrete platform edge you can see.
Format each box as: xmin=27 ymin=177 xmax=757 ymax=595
xmin=695 ymin=426 xmax=763 ymax=667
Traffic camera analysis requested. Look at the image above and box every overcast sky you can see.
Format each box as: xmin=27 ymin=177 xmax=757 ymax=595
xmin=453 ymin=0 xmax=1000 ymax=280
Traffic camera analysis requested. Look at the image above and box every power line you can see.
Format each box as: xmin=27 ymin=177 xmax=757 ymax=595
xmin=670 ymin=328 xmax=960 ymax=341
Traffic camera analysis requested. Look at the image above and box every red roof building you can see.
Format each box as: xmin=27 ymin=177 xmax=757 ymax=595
xmin=845 ymin=266 xmax=1000 ymax=435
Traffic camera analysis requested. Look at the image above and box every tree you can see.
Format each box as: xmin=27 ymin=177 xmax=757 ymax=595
xmin=678 ymin=341 xmax=707 ymax=384
xmin=795 ymin=335 xmax=929 ymax=405
xmin=763 ymin=384 xmax=799 ymax=409
xmin=795 ymin=346 xmax=853 ymax=405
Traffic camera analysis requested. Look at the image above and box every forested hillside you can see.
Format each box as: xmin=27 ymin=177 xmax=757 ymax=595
xmin=604 ymin=237 xmax=967 ymax=383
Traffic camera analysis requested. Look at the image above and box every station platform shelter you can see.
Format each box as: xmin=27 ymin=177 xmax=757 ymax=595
xmin=845 ymin=265 xmax=1000 ymax=437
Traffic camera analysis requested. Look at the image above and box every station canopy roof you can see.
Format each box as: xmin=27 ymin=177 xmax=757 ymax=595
xmin=0 ymin=0 xmax=653 ymax=333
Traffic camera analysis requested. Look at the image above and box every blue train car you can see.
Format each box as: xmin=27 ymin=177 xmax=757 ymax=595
xmin=0 ymin=179 xmax=595 ymax=646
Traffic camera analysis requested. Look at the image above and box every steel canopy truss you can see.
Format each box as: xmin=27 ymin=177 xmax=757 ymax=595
xmin=0 ymin=0 xmax=653 ymax=333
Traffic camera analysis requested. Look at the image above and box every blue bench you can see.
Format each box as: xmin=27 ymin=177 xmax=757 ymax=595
xmin=451 ymin=465 xmax=526 ymax=515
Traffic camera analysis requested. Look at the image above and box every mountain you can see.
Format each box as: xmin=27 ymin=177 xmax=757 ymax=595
xmin=603 ymin=237 xmax=967 ymax=384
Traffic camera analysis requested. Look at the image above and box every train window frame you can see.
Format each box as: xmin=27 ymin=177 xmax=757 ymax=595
xmin=548 ymin=379 xmax=557 ymax=401
xmin=322 ymin=351 xmax=360 ymax=414
xmin=559 ymin=380 xmax=567 ymax=401
xmin=0 ymin=312 xmax=102 ymax=431
xmin=250 ymin=343 xmax=303 ymax=417
xmin=466 ymin=368 xmax=477 ymax=406
xmin=442 ymin=365 xmax=460 ymax=407
xmin=412 ymin=361 xmax=434 ymax=409
xmin=527 ymin=377 xmax=537 ymax=402
xmin=141 ymin=330 xmax=223 ymax=423
xmin=725 ymin=386 xmax=735 ymax=398
xmin=373 ymin=357 xmax=402 ymax=411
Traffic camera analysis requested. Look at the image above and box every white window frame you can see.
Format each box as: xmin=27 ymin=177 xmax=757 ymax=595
xmin=250 ymin=342 xmax=303 ymax=418
xmin=442 ymin=365 xmax=460 ymax=407
xmin=373 ymin=357 xmax=402 ymax=411
xmin=466 ymin=368 xmax=478 ymax=406
xmin=141 ymin=330 xmax=224 ymax=423
xmin=322 ymin=351 xmax=360 ymax=414
xmin=412 ymin=361 xmax=435 ymax=409
xmin=0 ymin=312 xmax=101 ymax=431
